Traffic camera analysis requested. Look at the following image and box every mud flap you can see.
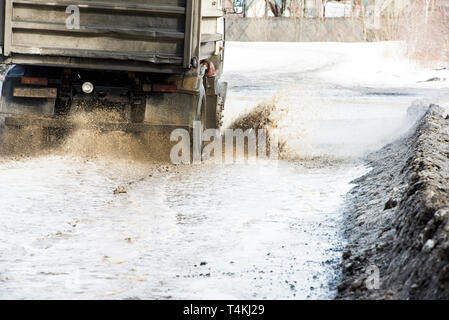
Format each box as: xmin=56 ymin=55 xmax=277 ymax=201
xmin=204 ymin=81 xmax=227 ymax=129
xmin=144 ymin=92 xmax=197 ymax=128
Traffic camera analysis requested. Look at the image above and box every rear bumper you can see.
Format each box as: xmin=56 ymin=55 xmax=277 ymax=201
xmin=13 ymin=87 xmax=57 ymax=99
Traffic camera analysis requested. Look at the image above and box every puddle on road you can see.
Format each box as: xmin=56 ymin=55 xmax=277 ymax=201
xmin=1 ymin=42 xmax=447 ymax=299
xmin=0 ymin=156 xmax=365 ymax=299
xmin=156 ymin=161 xmax=367 ymax=299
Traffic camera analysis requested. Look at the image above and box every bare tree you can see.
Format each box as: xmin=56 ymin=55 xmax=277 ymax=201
xmin=265 ymin=0 xmax=288 ymax=17
xmin=321 ymin=0 xmax=330 ymax=18
xmin=288 ymin=0 xmax=304 ymax=18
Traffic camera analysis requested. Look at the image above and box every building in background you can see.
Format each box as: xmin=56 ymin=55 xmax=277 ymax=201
xmin=224 ymin=0 xmax=288 ymax=17
xmin=224 ymin=0 xmax=354 ymax=18
xmin=224 ymin=0 xmax=411 ymax=18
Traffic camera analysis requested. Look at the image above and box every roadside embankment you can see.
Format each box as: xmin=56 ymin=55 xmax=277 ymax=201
xmin=338 ymin=104 xmax=449 ymax=299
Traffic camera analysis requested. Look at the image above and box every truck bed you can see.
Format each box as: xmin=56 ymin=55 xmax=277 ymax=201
xmin=0 ymin=0 xmax=198 ymax=73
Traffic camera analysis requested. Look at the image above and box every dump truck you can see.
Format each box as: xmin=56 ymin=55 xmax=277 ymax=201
xmin=0 ymin=0 xmax=227 ymax=149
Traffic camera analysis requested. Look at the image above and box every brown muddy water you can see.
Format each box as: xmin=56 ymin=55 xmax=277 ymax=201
xmin=0 ymin=42 xmax=448 ymax=299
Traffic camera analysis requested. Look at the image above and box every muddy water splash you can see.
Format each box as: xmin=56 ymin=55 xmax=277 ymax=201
xmin=59 ymin=109 xmax=150 ymax=161
xmin=0 ymin=124 xmax=49 ymax=157
xmin=58 ymin=102 xmax=174 ymax=162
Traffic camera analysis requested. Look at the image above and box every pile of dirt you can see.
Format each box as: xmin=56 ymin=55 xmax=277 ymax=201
xmin=338 ymin=104 xmax=449 ymax=299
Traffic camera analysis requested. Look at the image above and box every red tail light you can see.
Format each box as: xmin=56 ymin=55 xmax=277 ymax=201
xmin=202 ymin=61 xmax=216 ymax=78
xmin=152 ymin=84 xmax=177 ymax=93
xmin=206 ymin=62 xmax=216 ymax=77
xmin=21 ymin=77 xmax=48 ymax=86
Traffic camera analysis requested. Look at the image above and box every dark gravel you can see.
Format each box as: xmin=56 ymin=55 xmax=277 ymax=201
xmin=338 ymin=104 xmax=449 ymax=299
